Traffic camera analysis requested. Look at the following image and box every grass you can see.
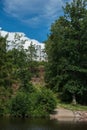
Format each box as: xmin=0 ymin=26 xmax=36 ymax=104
xmin=57 ymin=102 xmax=87 ymax=111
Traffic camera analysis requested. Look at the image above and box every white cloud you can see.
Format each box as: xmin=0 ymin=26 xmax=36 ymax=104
xmin=3 ymin=0 xmax=66 ymax=27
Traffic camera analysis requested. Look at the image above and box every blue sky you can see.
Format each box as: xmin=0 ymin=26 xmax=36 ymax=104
xmin=0 ymin=0 xmax=70 ymax=42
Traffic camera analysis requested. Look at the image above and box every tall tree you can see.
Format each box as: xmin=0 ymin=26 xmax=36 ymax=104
xmin=0 ymin=36 xmax=12 ymax=87
xmin=45 ymin=0 xmax=87 ymax=104
xmin=26 ymin=42 xmax=38 ymax=76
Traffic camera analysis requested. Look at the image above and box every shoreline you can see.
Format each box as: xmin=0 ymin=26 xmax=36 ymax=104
xmin=50 ymin=108 xmax=87 ymax=122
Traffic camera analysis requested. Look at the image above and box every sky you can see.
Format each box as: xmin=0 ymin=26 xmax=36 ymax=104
xmin=0 ymin=0 xmax=71 ymax=42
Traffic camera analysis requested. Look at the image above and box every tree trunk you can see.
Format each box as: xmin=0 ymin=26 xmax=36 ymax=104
xmin=72 ymin=94 xmax=77 ymax=105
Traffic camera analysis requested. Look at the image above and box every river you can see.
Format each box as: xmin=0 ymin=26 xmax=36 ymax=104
xmin=0 ymin=117 xmax=87 ymax=130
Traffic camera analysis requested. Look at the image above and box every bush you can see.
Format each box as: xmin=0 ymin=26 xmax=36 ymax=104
xmin=10 ymin=87 xmax=57 ymax=118
xmin=0 ymin=86 xmax=12 ymax=116
xmin=37 ymin=87 xmax=57 ymax=113
xmin=0 ymin=101 xmax=4 ymax=116
xmin=29 ymin=87 xmax=57 ymax=117
xmin=10 ymin=92 xmax=31 ymax=117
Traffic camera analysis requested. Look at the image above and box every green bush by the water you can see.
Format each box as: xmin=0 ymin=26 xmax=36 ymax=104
xmin=10 ymin=92 xmax=31 ymax=117
xmin=10 ymin=87 xmax=57 ymax=117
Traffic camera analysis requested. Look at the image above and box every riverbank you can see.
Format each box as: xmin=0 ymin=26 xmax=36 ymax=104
xmin=50 ymin=107 xmax=87 ymax=122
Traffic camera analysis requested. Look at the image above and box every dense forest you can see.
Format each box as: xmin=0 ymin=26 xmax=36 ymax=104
xmin=0 ymin=0 xmax=87 ymax=117
xmin=45 ymin=0 xmax=87 ymax=105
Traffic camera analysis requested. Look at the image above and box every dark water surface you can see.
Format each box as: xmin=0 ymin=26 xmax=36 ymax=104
xmin=0 ymin=117 xmax=87 ymax=130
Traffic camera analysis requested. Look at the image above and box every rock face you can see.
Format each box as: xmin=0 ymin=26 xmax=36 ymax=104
xmin=50 ymin=108 xmax=87 ymax=122
xmin=74 ymin=111 xmax=87 ymax=121
xmin=31 ymin=66 xmax=45 ymax=86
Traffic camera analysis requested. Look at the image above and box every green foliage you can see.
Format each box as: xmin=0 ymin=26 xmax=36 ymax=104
xmin=0 ymin=101 xmax=4 ymax=116
xmin=30 ymin=87 xmax=57 ymax=117
xmin=0 ymin=35 xmax=39 ymax=117
xmin=0 ymin=86 xmax=12 ymax=116
xmin=26 ymin=42 xmax=37 ymax=61
xmin=64 ymin=80 xmax=81 ymax=95
xmin=10 ymin=87 xmax=57 ymax=118
xmin=37 ymin=87 xmax=57 ymax=113
xmin=0 ymin=37 xmax=12 ymax=87
xmin=10 ymin=92 xmax=31 ymax=117
xmin=45 ymin=0 xmax=87 ymax=104
xmin=38 ymin=61 xmax=47 ymax=66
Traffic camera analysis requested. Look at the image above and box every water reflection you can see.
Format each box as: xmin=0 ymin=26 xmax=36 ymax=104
xmin=0 ymin=117 xmax=87 ymax=130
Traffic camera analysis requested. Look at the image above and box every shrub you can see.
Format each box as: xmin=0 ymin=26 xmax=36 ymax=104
xmin=29 ymin=87 xmax=57 ymax=117
xmin=10 ymin=87 xmax=57 ymax=117
xmin=0 ymin=86 xmax=12 ymax=116
xmin=0 ymin=101 xmax=4 ymax=116
xmin=10 ymin=92 xmax=31 ymax=117
xmin=37 ymin=87 xmax=57 ymax=113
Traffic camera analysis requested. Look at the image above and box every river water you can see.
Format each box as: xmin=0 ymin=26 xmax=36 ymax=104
xmin=0 ymin=117 xmax=87 ymax=130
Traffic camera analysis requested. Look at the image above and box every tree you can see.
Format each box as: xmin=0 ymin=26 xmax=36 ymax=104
xmin=26 ymin=42 xmax=38 ymax=76
xmin=45 ymin=0 xmax=87 ymax=104
xmin=26 ymin=42 xmax=37 ymax=61
xmin=0 ymin=36 xmax=13 ymax=87
xmin=0 ymin=37 xmax=7 ymax=86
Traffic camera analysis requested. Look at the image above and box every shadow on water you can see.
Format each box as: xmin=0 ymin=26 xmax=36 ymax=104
xmin=0 ymin=117 xmax=87 ymax=130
